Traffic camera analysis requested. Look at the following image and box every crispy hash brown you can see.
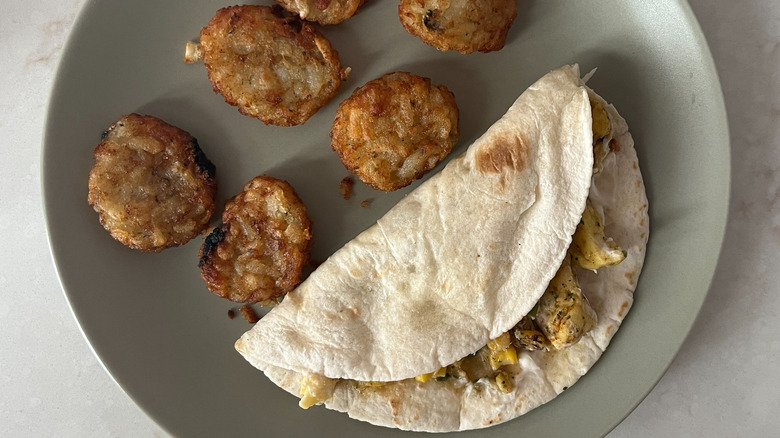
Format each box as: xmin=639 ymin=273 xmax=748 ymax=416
xmin=275 ymin=0 xmax=366 ymax=25
xmin=398 ymin=0 xmax=518 ymax=54
xmin=192 ymin=5 xmax=349 ymax=126
xmin=330 ymin=72 xmax=459 ymax=191
xmin=199 ymin=176 xmax=313 ymax=304
xmin=87 ymin=114 xmax=217 ymax=252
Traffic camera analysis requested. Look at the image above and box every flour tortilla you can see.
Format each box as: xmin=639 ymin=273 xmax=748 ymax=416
xmin=235 ymin=65 xmax=649 ymax=431
xmin=237 ymin=65 xmax=594 ymax=382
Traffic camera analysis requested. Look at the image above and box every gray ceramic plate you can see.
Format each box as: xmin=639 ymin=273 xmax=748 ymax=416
xmin=43 ymin=1 xmax=729 ymax=436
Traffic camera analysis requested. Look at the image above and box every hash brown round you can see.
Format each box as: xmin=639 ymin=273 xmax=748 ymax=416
xmin=330 ymin=71 xmax=459 ymax=192
xmin=398 ymin=0 xmax=518 ymax=54
xmin=275 ymin=0 xmax=366 ymax=25
xmin=198 ymin=5 xmax=349 ymax=126
xmin=198 ymin=176 xmax=313 ymax=304
xmin=87 ymin=114 xmax=217 ymax=252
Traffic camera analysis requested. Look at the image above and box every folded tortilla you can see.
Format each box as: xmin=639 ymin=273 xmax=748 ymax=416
xmin=236 ymin=64 xmax=648 ymax=431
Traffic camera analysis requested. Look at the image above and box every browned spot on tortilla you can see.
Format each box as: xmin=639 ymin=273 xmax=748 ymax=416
xmin=640 ymin=217 xmax=645 ymax=226
xmin=475 ymin=132 xmax=529 ymax=174
xmin=617 ymin=300 xmax=630 ymax=318
xmin=641 ymin=232 xmax=646 ymax=240
xmin=485 ymin=412 xmax=502 ymax=426
xmin=625 ymin=271 xmax=635 ymax=285
xmin=635 ymin=179 xmax=641 ymax=188
xmin=632 ymin=161 xmax=638 ymax=170
xmin=605 ymin=324 xmax=615 ymax=336
xmin=390 ymin=398 xmax=401 ymax=418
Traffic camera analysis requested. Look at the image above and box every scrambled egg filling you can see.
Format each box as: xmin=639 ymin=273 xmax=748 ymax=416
xmin=487 ymin=332 xmax=518 ymax=371
xmin=535 ymin=256 xmax=597 ymax=349
xmin=414 ymin=366 xmax=447 ymax=383
xmin=570 ymin=200 xmax=626 ymax=270
xmin=591 ymin=99 xmax=612 ymax=143
xmin=299 ymin=373 xmax=337 ymax=409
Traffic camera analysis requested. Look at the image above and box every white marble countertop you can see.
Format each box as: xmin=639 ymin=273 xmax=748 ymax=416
xmin=2 ymin=0 xmax=777 ymax=436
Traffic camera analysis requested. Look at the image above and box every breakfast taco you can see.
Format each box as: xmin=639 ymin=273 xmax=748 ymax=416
xmin=235 ymin=64 xmax=648 ymax=431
